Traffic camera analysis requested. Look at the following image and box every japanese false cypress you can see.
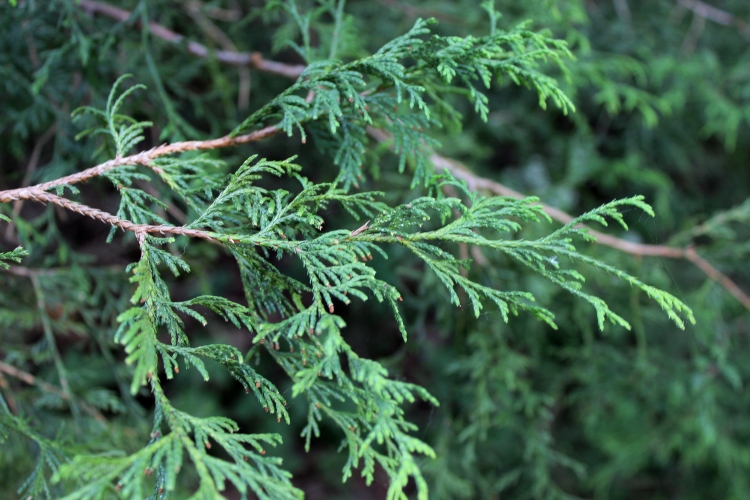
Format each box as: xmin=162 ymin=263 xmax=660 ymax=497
xmin=4 ymin=1 xmax=748 ymax=499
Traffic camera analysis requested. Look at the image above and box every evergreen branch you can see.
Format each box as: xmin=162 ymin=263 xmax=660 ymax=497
xmin=153 ymin=378 xmax=301 ymax=499
xmin=267 ymin=313 xmax=437 ymax=500
xmin=346 ymin=184 xmax=693 ymax=330
xmin=2 ymin=5 xmax=729 ymax=498
xmin=0 ymin=242 xmax=27 ymax=270
xmin=28 ymin=274 xmax=79 ymax=419
xmin=65 ymin=0 xmax=576 ymax=189
xmin=0 ymin=410 xmax=69 ymax=499
xmin=161 ymin=343 xmax=290 ymax=422
xmin=72 ymin=0 xmax=708 ymax=306
xmin=368 ymin=128 xmax=750 ymax=311
xmin=53 ymin=376 xmax=302 ymax=499
xmin=72 ymin=74 xmax=152 ymax=158
xmin=98 ymin=238 xmax=301 ymax=497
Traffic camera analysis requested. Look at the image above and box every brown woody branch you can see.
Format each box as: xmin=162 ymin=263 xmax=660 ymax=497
xmin=2 ymin=190 xmax=222 ymax=242
xmin=0 ymin=125 xmax=278 ymax=204
xmin=2 ymin=127 xmax=294 ymax=244
xmin=77 ymin=0 xmax=306 ymax=79
xmin=0 ymin=125 xmax=279 ymax=243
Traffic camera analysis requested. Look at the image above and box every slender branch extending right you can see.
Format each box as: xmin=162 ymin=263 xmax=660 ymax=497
xmin=2 ymin=0 xmax=746 ymax=311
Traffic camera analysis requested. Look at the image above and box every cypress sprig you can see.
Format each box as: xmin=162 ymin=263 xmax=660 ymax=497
xmin=0 ymin=2 xmax=700 ymax=498
xmin=0 ymin=220 xmax=27 ymax=268
xmin=231 ymin=11 xmax=574 ymax=187
xmin=72 ymin=74 xmax=152 ymax=159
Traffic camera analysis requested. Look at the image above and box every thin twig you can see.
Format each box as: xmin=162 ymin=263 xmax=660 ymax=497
xmin=613 ymin=0 xmax=632 ymax=23
xmin=5 ymin=124 xmax=57 ymax=241
xmin=30 ymin=274 xmax=77 ymax=419
xmin=183 ymin=0 xmax=251 ymax=111
xmin=684 ymin=247 xmax=750 ymax=308
xmin=23 ymin=23 xmax=40 ymax=68
xmin=201 ymin=3 xmax=241 ymax=23
xmin=0 ymin=89 xmax=279 ymax=237
xmin=78 ymin=0 xmax=306 ymax=78
xmin=374 ymin=0 xmax=463 ymax=24
xmin=682 ymin=10 xmax=707 ymax=54
xmin=4 ymin=266 xmax=61 ymax=278
xmin=0 ymin=124 xmax=278 ymax=203
xmin=677 ymin=0 xmax=750 ymax=39
xmin=0 ymin=370 xmax=19 ymax=414
xmin=0 ymin=360 xmax=106 ymax=423
xmin=3 ymin=264 xmax=124 ymax=278
xmin=4 ymin=190 xmax=222 ymax=242
xmin=136 ymin=179 xmax=187 ymax=224
xmin=678 ymin=0 xmax=742 ymax=27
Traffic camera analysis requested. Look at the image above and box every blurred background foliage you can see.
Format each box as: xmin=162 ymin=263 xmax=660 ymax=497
xmin=1 ymin=0 xmax=749 ymax=498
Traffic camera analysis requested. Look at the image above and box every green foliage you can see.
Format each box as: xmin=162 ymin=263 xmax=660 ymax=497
xmin=55 ymin=377 xmax=301 ymax=500
xmin=233 ymin=7 xmax=573 ymax=188
xmin=0 ymin=238 xmax=27 ymax=270
xmin=72 ymin=74 xmax=153 ymax=159
xmin=1 ymin=1 xmax=748 ymax=499
xmin=0 ymin=411 xmax=67 ymax=499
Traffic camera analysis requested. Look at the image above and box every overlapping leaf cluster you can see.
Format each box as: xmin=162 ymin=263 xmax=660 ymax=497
xmin=0 ymin=1 xmax=699 ymax=499
xmin=236 ymin=1 xmax=574 ymax=189
xmin=50 ymin=149 xmax=691 ymax=498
